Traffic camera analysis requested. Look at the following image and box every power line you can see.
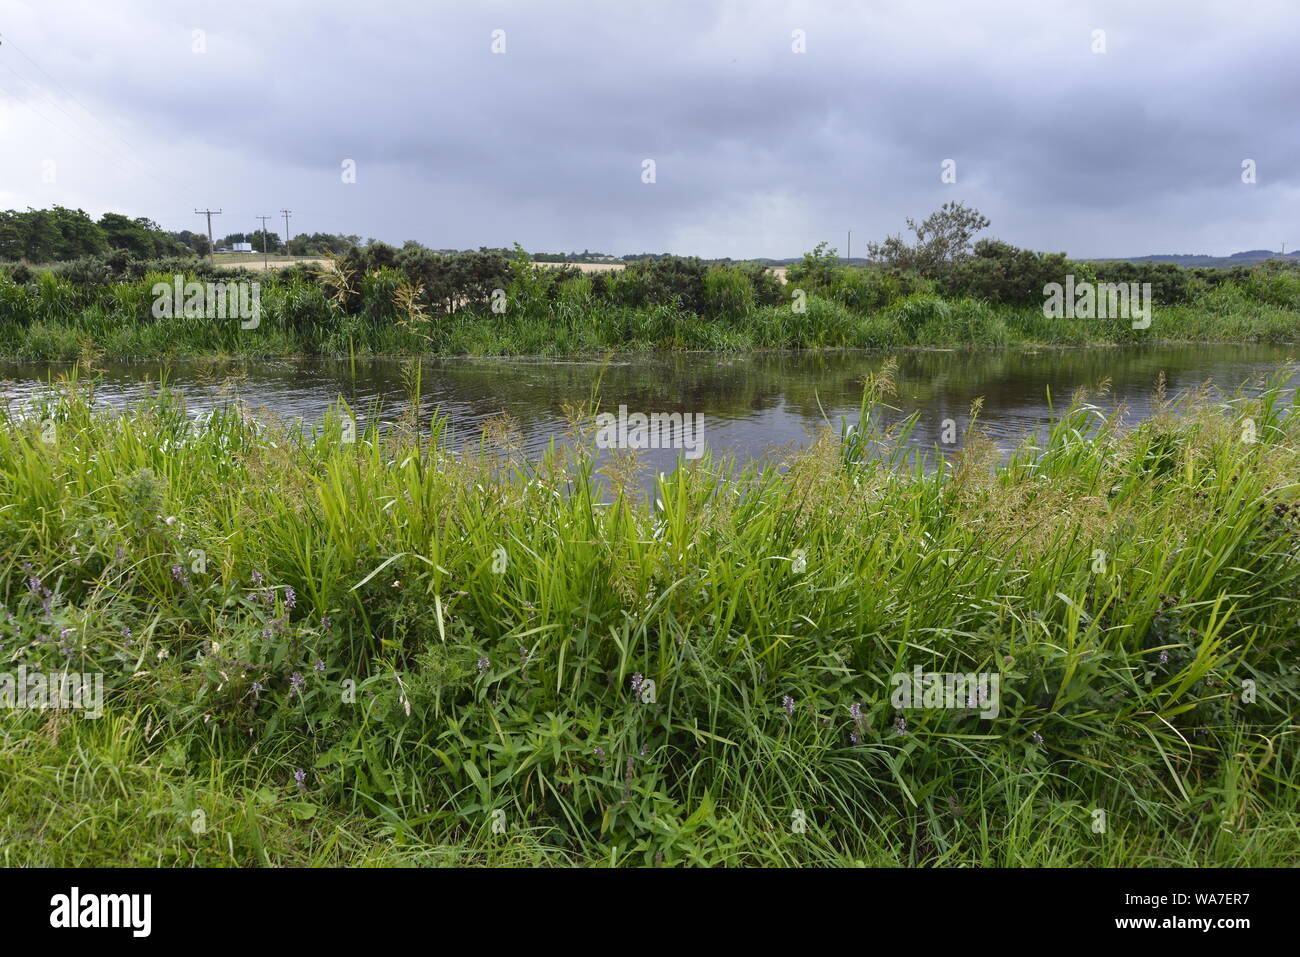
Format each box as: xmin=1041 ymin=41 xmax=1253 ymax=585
xmin=0 ymin=30 xmax=169 ymax=177
xmin=0 ymin=77 xmax=143 ymax=182
xmin=0 ymin=31 xmax=188 ymax=194
xmin=281 ymin=209 xmax=292 ymax=254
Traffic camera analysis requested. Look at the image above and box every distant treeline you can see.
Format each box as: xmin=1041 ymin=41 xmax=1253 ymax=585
xmin=0 ymin=206 xmax=366 ymax=262
xmin=0 ymin=206 xmax=198 ymax=261
xmin=1 ymin=204 xmax=1298 ymax=359
xmin=215 ymin=231 xmax=365 ymax=256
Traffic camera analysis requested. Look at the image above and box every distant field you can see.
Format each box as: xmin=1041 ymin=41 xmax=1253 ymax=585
xmin=212 ymin=254 xmax=325 ymax=270
xmin=531 ymin=260 xmax=789 ymax=280
xmin=533 ymin=261 xmax=625 ymax=273
xmin=205 ymin=258 xmax=791 ymax=279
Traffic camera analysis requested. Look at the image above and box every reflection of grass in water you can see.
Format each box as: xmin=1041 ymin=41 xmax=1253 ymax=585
xmin=1 ymin=375 xmax=1298 ymax=865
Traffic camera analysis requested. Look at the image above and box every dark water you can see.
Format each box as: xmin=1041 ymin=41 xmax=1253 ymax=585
xmin=1 ymin=345 xmax=1295 ymax=476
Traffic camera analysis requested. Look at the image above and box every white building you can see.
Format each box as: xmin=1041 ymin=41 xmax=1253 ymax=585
xmin=232 ymin=241 xmax=253 ymax=252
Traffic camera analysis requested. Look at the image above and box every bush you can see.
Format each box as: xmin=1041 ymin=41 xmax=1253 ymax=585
xmin=737 ymin=262 xmax=784 ymax=306
xmin=49 ymin=257 xmax=115 ymax=288
xmin=557 ymin=273 xmax=594 ymax=306
xmin=1086 ymin=261 xmax=1191 ymax=305
xmin=360 ymin=268 xmax=404 ymax=326
xmin=273 ymin=280 xmax=334 ymax=337
xmin=943 ymin=239 xmax=1077 ymax=306
xmin=827 ymin=266 xmax=902 ymax=311
xmin=785 ymin=242 xmax=841 ymax=289
xmin=1243 ymin=260 xmax=1300 ymax=308
xmin=702 ymin=266 xmax=755 ymax=318
xmin=0 ymin=262 xmax=35 ymax=286
xmin=0 ymin=271 xmax=34 ymax=327
xmin=628 ymin=256 xmax=708 ymax=313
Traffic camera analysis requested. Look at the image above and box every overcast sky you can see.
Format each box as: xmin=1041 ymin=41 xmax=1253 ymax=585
xmin=0 ymin=0 xmax=1295 ymax=259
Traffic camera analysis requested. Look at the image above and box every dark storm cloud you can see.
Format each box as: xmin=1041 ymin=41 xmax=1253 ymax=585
xmin=1 ymin=0 xmax=1296 ymax=257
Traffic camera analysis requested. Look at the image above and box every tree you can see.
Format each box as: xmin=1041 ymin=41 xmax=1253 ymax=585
xmin=785 ymin=241 xmax=841 ymax=289
xmin=867 ymin=202 xmax=991 ymax=278
xmin=21 ymin=208 xmax=60 ymax=261
xmin=249 ymin=229 xmax=282 ymax=254
xmin=48 ymin=207 xmax=108 ymax=258
xmin=98 ymin=213 xmax=157 ymax=258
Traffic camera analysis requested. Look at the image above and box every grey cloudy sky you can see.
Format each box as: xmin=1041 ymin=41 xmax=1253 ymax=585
xmin=1 ymin=0 xmax=1296 ymax=259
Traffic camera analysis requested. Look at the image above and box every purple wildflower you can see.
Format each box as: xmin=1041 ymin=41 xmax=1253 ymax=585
xmin=477 ymin=656 xmax=489 ymax=677
xmin=1158 ymin=651 xmax=1169 ymax=663
xmin=630 ymin=673 xmax=645 ymax=695
xmin=783 ymin=695 xmax=795 ymax=717
xmin=895 ymin=715 xmax=908 ymax=736
xmin=284 ymin=587 xmax=296 ymax=610
xmin=320 ymin=617 xmax=332 ymax=631
xmin=293 ymin=768 xmax=306 ymax=789
xmin=290 ymin=671 xmax=305 ymax=693
xmin=1032 ymin=731 xmax=1044 ymax=745
xmin=170 ymin=564 xmax=185 ymax=583
xmin=250 ymin=570 xmax=264 ymax=587
xmin=314 ymin=659 xmax=325 ymax=674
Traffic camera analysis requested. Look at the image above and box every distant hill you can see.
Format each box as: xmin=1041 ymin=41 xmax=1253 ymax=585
xmin=1084 ymin=250 xmax=1300 ymax=268
xmin=631 ymin=251 xmax=1300 ymax=269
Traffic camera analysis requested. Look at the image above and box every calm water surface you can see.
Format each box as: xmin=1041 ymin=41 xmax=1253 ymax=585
xmin=1 ymin=345 xmax=1295 ymax=477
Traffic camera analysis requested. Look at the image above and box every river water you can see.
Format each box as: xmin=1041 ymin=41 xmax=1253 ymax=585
xmin=1 ymin=345 xmax=1294 ymax=476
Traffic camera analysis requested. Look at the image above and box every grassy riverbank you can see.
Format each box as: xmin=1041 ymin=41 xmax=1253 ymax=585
xmin=1 ymin=372 xmax=1297 ymax=865
xmin=5 ymin=296 xmax=1300 ymax=362
xmin=2 ymin=248 xmax=1299 ymax=361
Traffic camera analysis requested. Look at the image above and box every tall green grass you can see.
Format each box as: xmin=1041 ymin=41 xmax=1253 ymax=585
xmin=0 ymin=373 xmax=1297 ymax=865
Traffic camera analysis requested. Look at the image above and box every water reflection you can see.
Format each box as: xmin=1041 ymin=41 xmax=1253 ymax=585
xmin=1 ymin=346 xmax=1294 ymax=480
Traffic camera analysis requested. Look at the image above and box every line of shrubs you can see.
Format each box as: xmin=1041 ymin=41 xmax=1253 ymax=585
xmin=2 ymin=237 xmax=1297 ymax=334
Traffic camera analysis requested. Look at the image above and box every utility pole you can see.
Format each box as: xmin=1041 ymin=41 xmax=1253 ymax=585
xmin=255 ymin=215 xmax=272 ymax=269
xmin=280 ymin=209 xmax=292 ymax=255
xmin=195 ymin=208 xmax=221 ymax=264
